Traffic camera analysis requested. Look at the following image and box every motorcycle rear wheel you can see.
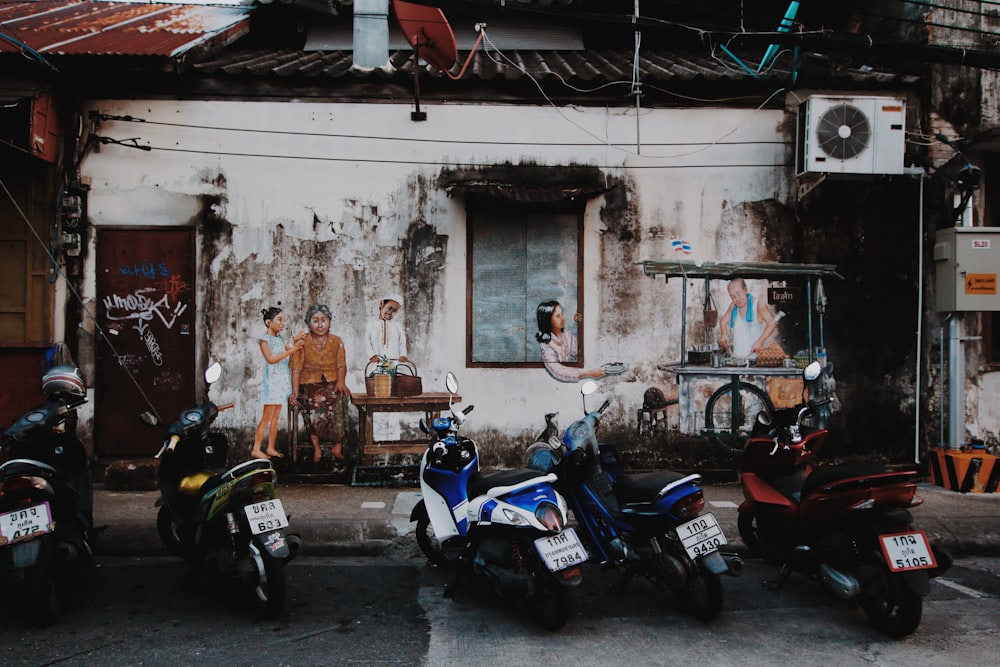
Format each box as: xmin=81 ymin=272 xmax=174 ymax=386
xmin=25 ymin=539 xmax=59 ymax=626
xmin=859 ymin=567 xmax=923 ymax=638
xmin=249 ymin=542 xmax=287 ymax=619
xmin=528 ymin=571 xmax=571 ymax=631
xmin=672 ymin=568 xmax=723 ymax=622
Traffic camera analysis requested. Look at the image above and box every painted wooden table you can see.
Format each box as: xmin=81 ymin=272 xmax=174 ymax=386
xmin=350 ymin=392 xmax=461 ymax=464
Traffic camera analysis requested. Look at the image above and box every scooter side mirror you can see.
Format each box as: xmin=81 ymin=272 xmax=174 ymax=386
xmin=445 ymin=372 xmax=459 ymax=394
xmin=138 ymin=411 xmax=161 ymax=427
xmin=802 ymin=361 xmax=822 ymax=382
xmin=580 ymin=380 xmax=598 ymax=396
xmin=205 ymin=362 xmax=223 ymax=385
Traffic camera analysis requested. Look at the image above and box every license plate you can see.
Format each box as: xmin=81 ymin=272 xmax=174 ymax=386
xmin=534 ymin=527 xmax=588 ymax=572
xmin=244 ymin=499 xmax=289 ymax=535
xmin=677 ymin=512 xmax=728 ymax=559
xmin=0 ymin=502 xmax=54 ymax=545
xmin=879 ymin=531 xmax=937 ymax=572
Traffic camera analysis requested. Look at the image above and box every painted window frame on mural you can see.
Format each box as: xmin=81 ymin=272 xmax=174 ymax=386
xmin=466 ymin=199 xmax=585 ymax=367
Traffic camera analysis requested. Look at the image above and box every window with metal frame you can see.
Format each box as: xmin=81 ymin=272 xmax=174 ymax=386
xmin=466 ymin=203 xmax=583 ymax=367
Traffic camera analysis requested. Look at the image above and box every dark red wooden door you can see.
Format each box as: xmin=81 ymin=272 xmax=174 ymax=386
xmin=95 ymin=229 xmax=195 ymax=456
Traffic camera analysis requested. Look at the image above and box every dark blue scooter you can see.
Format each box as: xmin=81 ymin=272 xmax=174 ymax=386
xmin=526 ymin=381 xmax=742 ymax=621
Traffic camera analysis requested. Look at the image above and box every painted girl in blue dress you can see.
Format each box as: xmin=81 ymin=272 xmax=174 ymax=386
xmin=252 ymin=305 xmax=303 ymax=459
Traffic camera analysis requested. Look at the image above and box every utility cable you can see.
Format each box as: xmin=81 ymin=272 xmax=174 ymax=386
xmin=0 ymin=176 xmax=164 ymax=422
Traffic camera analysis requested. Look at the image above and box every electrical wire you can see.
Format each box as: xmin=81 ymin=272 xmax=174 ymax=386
xmin=0 ymin=175 xmax=164 ymax=421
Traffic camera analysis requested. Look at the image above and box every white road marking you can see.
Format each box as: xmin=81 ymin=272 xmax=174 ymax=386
xmin=935 ymin=577 xmax=987 ymax=599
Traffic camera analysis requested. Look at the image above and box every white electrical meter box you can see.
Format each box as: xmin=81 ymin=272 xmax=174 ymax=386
xmin=934 ymin=227 xmax=1000 ymax=312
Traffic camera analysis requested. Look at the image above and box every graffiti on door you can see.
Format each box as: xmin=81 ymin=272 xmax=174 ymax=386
xmin=96 ymin=230 xmax=195 ymax=456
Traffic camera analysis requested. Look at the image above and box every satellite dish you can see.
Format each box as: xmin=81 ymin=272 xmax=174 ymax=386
xmin=391 ymin=0 xmax=458 ymax=71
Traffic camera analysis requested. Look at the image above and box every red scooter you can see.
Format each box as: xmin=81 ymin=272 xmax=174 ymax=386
xmin=734 ymin=362 xmax=950 ymax=638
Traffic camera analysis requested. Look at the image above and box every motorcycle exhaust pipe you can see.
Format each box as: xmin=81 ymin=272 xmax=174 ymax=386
xmin=285 ymin=534 xmax=303 ymax=563
xmin=55 ymin=541 xmax=79 ymax=564
xmin=722 ymin=552 xmax=744 ymax=576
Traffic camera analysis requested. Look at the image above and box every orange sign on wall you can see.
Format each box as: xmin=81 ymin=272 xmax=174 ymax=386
xmin=965 ymin=273 xmax=997 ymax=295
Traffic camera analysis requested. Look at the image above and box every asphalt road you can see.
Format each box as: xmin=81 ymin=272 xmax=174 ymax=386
xmin=3 ymin=553 xmax=999 ymax=666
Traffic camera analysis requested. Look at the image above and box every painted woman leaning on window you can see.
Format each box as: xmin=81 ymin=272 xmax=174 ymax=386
xmin=535 ymin=300 xmax=606 ymax=383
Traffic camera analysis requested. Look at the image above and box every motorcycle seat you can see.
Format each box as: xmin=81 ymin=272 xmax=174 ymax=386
xmin=801 ymin=463 xmax=906 ymax=498
xmin=0 ymin=458 xmax=58 ymax=480
xmin=219 ymin=459 xmax=273 ymax=483
xmin=614 ymin=469 xmax=692 ymax=505
xmin=467 ymin=468 xmax=546 ymax=499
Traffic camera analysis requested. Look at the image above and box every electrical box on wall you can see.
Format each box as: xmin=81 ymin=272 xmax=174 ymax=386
xmin=934 ymin=227 xmax=1000 ymax=312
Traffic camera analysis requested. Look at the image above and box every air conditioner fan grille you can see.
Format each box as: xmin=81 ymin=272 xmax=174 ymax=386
xmin=815 ymin=103 xmax=871 ymax=160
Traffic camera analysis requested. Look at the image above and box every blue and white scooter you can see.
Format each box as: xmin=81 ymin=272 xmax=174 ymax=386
xmin=410 ymin=372 xmax=586 ymax=631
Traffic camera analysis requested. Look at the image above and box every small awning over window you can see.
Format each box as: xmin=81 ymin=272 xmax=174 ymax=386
xmin=446 ymin=181 xmax=608 ymax=205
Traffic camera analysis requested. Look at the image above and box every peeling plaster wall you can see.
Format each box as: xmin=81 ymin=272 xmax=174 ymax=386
xmin=78 ymin=100 xmax=792 ymax=445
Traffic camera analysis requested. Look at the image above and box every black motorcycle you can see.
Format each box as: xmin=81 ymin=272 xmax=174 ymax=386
xmin=0 ymin=365 xmax=94 ymax=624
xmin=143 ymin=362 xmax=301 ymax=618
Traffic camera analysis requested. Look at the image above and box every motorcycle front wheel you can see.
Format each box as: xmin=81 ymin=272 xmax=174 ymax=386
xmin=415 ymin=514 xmax=451 ymax=569
xmin=859 ymin=566 xmax=923 ymax=638
xmin=249 ymin=542 xmax=287 ymax=619
xmin=156 ymin=506 xmax=201 ymax=563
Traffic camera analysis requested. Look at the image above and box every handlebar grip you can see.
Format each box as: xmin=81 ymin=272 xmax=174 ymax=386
xmin=599 ymin=399 xmax=611 ymax=414
xmin=462 ymin=405 xmax=475 ymax=415
xmin=217 ymin=403 xmax=235 ymax=411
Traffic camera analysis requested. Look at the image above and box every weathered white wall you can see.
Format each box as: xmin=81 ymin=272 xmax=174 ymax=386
xmin=78 ymin=99 xmax=791 ymax=440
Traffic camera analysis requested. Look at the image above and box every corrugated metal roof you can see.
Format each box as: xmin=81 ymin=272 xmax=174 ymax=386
xmin=0 ymin=0 xmax=252 ymax=58
xmin=194 ymin=46 xmax=904 ymax=88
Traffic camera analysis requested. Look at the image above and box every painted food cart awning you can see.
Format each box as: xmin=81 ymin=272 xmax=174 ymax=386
xmin=638 ymin=260 xmax=843 ymax=280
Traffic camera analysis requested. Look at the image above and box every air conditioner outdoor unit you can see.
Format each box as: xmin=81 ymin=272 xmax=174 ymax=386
xmin=795 ymin=95 xmax=906 ymax=176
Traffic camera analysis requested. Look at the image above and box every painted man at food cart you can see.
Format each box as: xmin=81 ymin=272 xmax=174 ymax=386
xmin=718 ymin=279 xmax=779 ymax=359
xmin=535 ymin=300 xmax=606 ymax=382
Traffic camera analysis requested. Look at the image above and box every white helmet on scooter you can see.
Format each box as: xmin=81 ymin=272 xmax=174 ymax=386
xmin=41 ymin=365 xmax=86 ymax=401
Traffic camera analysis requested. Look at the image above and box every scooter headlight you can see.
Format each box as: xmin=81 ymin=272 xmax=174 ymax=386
xmin=535 ymin=502 xmax=564 ymax=532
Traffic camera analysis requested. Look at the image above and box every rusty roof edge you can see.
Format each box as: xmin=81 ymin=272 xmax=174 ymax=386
xmin=170 ymin=17 xmax=253 ymax=62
